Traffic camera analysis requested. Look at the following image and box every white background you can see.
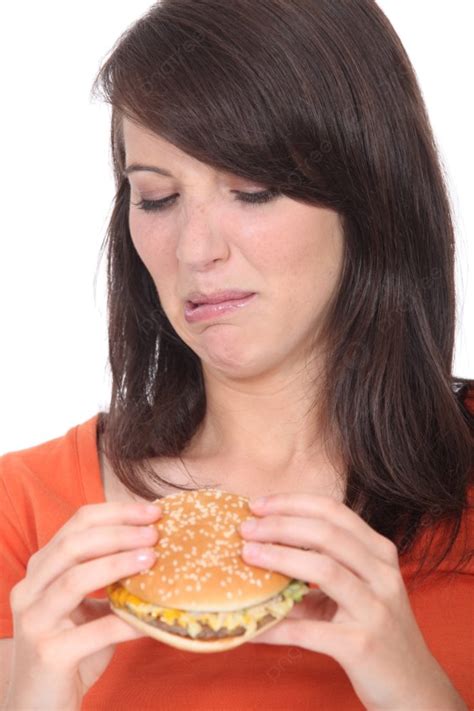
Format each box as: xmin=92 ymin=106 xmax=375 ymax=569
xmin=0 ymin=1 xmax=472 ymax=454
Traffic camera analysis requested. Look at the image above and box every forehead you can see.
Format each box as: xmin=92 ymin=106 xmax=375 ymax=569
xmin=121 ymin=116 xmax=225 ymax=183
xmin=122 ymin=117 xmax=184 ymax=161
xmin=121 ymin=117 xmax=253 ymax=186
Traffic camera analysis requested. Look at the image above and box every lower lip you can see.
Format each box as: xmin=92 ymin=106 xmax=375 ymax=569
xmin=184 ymin=294 xmax=256 ymax=323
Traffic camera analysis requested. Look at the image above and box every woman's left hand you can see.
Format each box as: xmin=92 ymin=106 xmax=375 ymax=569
xmin=239 ymin=493 xmax=467 ymax=711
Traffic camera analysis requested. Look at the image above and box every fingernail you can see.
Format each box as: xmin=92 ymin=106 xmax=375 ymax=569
xmin=241 ymin=518 xmax=258 ymax=533
xmin=135 ymin=548 xmax=157 ymax=563
xmin=145 ymin=503 xmax=161 ymax=512
xmin=144 ymin=504 xmax=161 ymax=515
xmin=249 ymin=496 xmax=268 ymax=508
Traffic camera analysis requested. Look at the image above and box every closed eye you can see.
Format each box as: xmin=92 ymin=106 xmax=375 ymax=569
xmin=131 ymin=189 xmax=280 ymax=213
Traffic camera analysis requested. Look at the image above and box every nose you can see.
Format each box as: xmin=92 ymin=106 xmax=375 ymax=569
xmin=175 ymin=202 xmax=230 ymax=269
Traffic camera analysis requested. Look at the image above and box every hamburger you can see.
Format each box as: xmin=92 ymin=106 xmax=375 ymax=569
xmin=107 ymin=488 xmax=310 ymax=653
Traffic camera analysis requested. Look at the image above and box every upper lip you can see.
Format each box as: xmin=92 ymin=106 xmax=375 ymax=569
xmin=186 ymin=289 xmax=255 ymax=306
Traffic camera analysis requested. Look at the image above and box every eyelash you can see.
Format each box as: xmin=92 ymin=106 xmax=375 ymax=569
xmin=132 ymin=189 xmax=280 ymax=213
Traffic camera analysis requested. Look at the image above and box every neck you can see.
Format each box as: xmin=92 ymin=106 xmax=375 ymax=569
xmin=184 ymin=362 xmax=345 ymax=488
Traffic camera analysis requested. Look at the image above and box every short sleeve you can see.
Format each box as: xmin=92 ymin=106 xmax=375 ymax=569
xmin=0 ymin=459 xmax=31 ymax=638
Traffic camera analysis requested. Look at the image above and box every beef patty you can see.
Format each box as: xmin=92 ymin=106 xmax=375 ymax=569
xmin=142 ymin=611 xmax=277 ymax=640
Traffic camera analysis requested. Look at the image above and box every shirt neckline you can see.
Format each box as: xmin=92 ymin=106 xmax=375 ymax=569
xmin=72 ymin=412 xmax=472 ymax=580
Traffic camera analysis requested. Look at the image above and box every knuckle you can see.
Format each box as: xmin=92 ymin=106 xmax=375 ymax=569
xmin=26 ymin=549 xmax=40 ymax=575
xmin=57 ymin=534 xmax=77 ymax=561
xmin=268 ymin=515 xmax=289 ymax=538
xmin=16 ymin=606 xmax=37 ymax=631
xmin=379 ymin=567 xmax=404 ymax=602
xmin=379 ymin=536 xmax=399 ymax=562
xmin=315 ymin=554 xmax=339 ymax=582
xmin=319 ymin=496 xmax=341 ymax=517
xmin=57 ymin=569 xmax=78 ymax=595
xmin=74 ymin=504 xmax=93 ymax=525
xmin=10 ymin=580 xmax=27 ymax=611
xmin=315 ymin=520 xmax=335 ymax=547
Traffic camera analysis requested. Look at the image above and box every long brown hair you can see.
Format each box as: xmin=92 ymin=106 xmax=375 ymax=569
xmin=90 ymin=0 xmax=473 ymax=587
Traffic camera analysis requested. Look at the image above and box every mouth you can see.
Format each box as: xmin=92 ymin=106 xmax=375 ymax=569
xmin=184 ymin=293 xmax=257 ymax=323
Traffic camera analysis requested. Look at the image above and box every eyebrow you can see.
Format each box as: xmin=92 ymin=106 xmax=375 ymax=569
xmin=123 ymin=163 xmax=174 ymax=177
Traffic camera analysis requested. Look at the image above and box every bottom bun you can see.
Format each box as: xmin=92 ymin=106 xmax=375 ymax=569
xmin=112 ymin=604 xmax=283 ymax=653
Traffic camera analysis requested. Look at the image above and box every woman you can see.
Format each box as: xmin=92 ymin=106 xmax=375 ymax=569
xmin=1 ymin=1 xmax=472 ymax=709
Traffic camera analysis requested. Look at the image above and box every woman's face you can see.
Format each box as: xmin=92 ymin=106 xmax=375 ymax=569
xmin=123 ymin=117 xmax=344 ymax=379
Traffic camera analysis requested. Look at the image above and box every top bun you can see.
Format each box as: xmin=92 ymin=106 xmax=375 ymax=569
xmin=120 ymin=488 xmax=292 ymax=611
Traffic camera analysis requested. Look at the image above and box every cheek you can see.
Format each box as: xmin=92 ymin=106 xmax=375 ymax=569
xmin=264 ymin=210 xmax=344 ymax=313
xmin=129 ymin=213 xmax=173 ymax=277
xmin=291 ymin=234 xmax=341 ymax=291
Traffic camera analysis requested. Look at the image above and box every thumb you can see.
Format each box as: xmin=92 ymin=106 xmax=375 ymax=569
xmin=249 ymin=616 xmax=350 ymax=659
xmin=71 ymin=596 xmax=113 ymax=626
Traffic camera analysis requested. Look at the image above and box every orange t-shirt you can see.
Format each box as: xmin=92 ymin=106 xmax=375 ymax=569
xmin=1 ymin=407 xmax=473 ymax=710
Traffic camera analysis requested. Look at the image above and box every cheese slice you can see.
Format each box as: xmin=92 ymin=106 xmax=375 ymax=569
xmin=108 ymin=579 xmax=310 ymax=639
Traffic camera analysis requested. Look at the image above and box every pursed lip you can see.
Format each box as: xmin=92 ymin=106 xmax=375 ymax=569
xmin=184 ymin=293 xmax=256 ymax=323
xmin=185 ymin=289 xmax=256 ymax=307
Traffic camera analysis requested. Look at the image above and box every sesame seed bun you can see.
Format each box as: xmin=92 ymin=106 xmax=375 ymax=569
xmin=125 ymin=488 xmax=291 ymax=610
xmin=107 ymin=488 xmax=310 ymax=652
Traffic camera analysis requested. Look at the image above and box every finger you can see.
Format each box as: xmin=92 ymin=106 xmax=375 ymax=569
xmin=25 ymin=522 xmax=159 ymax=601
xmin=249 ymin=494 xmax=396 ymax=564
xmin=24 ymin=547 xmax=158 ymax=635
xmin=240 ymin=514 xmax=389 ymax=588
xmin=285 ymin=590 xmax=336 ymax=621
xmin=39 ymin=613 xmax=148 ymax=672
xmin=242 ymin=541 xmax=375 ymax=621
xmin=249 ymin=616 xmax=357 ymax=667
xmin=16 ymin=502 xmax=161 ymax=607
xmin=49 ymin=502 xmax=162 ymax=543
xmin=70 ymin=597 xmax=114 ymax=626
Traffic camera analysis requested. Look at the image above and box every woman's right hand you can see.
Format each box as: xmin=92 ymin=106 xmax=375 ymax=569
xmin=4 ymin=501 xmax=162 ymax=711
